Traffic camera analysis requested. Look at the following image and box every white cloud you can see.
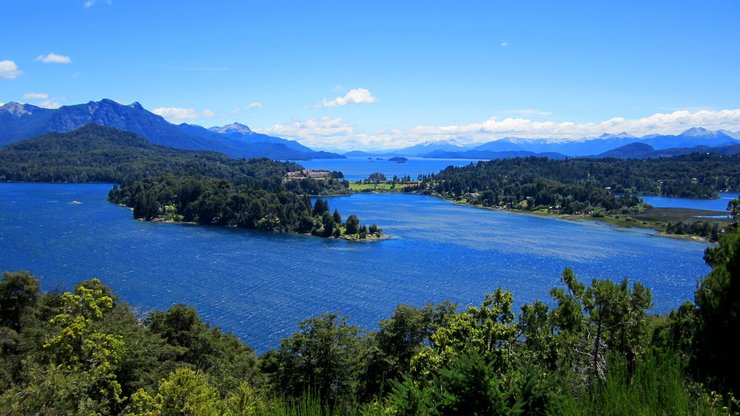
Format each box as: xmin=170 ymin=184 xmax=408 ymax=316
xmin=35 ymin=53 xmax=72 ymax=64
xmin=84 ymin=0 xmax=112 ymax=8
xmin=22 ymin=92 xmax=63 ymax=108
xmin=38 ymin=100 xmax=62 ymax=109
xmin=321 ymin=88 xmax=377 ymax=107
xmin=23 ymin=92 xmax=49 ymax=100
xmin=501 ymin=41 xmax=509 ymax=48
xmin=0 ymin=60 xmax=22 ymax=79
xmin=230 ymin=102 xmax=264 ymax=114
xmin=260 ymin=108 xmax=740 ymax=151
xmin=152 ymin=107 xmax=215 ymax=121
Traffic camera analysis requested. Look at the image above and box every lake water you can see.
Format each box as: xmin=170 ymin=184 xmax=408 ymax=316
xmin=299 ymin=157 xmax=483 ymax=181
xmin=641 ymin=192 xmax=737 ymax=212
xmin=0 ymin=183 xmax=711 ymax=352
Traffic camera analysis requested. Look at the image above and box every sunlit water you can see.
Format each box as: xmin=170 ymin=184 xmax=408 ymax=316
xmin=0 ymin=183 xmax=711 ymax=352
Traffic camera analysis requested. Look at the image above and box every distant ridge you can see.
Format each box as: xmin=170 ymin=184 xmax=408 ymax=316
xmin=0 ymin=99 xmax=343 ymax=160
xmin=597 ymin=141 xmax=740 ymax=159
xmin=0 ymin=124 xmax=302 ymax=183
xmin=344 ymin=128 xmax=740 ymax=159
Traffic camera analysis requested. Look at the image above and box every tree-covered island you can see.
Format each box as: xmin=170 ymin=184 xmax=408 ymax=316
xmin=108 ymin=175 xmax=384 ymax=240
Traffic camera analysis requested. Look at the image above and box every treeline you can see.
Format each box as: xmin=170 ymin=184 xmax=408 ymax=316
xmin=666 ymin=220 xmax=724 ymax=242
xmin=109 ymin=175 xmax=381 ymax=239
xmin=413 ymin=154 xmax=740 ymax=215
xmin=1 ymin=224 xmax=738 ymax=414
xmin=0 ymin=124 xmax=350 ymax=196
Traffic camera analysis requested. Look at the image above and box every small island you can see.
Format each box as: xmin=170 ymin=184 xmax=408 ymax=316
xmin=388 ymin=156 xmax=408 ymax=163
xmin=109 ymin=175 xmax=385 ymax=241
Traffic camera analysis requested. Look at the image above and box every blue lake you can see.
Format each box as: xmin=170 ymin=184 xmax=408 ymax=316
xmin=641 ymin=192 xmax=738 ymax=212
xmin=0 ymin=183 xmax=711 ymax=352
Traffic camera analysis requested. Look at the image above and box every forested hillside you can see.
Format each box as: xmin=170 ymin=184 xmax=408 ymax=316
xmin=1 ymin=213 xmax=738 ymax=415
xmin=411 ymin=155 xmax=739 ymax=221
xmin=417 ymin=154 xmax=739 ymax=201
xmin=0 ymin=124 xmax=344 ymax=188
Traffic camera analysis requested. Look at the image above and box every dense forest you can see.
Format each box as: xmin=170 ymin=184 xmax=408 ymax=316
xmin=413 ymin=154 xmax=740 ymax=215
xmin=0 ymin=209 xmax=738 ymax=415
xmin=0 ymin=124 xmax=349 ymax=196
xmin=108 ymin=175 xmax=382 ymax=240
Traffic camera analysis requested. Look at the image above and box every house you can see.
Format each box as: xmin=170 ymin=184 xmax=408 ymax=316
xmin=285 ymin=169 xmax=331 ymax=180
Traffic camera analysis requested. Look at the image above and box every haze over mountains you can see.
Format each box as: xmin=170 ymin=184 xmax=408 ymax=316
xmin=350 ymin=127 xmax=740 ymax=159
xmin=0 ymin=99 xmax=343 ymax=160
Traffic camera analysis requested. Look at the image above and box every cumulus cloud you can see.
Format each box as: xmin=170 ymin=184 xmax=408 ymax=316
xmin=23 ymin=92 xmax=49 ymax=100
xmin=321 ymin=88 xmax=377 ymax=107
xmin=0 ymin=60 xmax=22 ymax=79
xmin=260 ymin=108 xmax=740 ymax=151
xmin=35 ymin=53 xmax=72 ymax=64
xmin=152 ymin=107 xmax=214 ymax=121
xmin=246 ymin=102 xmax=263 ymax=109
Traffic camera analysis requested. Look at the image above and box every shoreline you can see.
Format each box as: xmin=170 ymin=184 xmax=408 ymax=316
xmin=340 ymin=187 xmax=727 ymax=244
xmin=132 ymin=213 xmax=389 ymax=242
xmin=446 ymin=197 xmax=723 ymax=244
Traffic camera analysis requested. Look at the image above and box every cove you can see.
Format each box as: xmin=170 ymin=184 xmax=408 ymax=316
xmin=0 ymin=183 xmax=710 ymax=352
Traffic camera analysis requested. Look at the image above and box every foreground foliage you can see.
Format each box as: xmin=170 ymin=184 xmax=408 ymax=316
xmin=1 ymin=227 xmax=738 ymax=415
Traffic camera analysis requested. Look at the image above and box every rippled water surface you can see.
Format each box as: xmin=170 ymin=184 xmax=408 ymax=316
xmin=0 ymin=183 xmax=711 ymax=352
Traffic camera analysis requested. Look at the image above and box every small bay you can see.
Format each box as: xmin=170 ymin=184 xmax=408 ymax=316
xmin=0 ymin=183 xmax=710 ymax=352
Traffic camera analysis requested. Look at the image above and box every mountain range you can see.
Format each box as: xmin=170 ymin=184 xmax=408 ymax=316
xmin=348 ymin=128 xmax=740 ymax=159
xmin=0 ymin=99 xmax=343 ymax=160
xmin=2 ymin=99 xmax=738 ymax=161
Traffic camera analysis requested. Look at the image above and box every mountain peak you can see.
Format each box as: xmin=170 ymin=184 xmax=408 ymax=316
xmin=679 ymin=127 xmax=711 ymax=137
xmin=597 ymin=132 xmax=636 ymax=140
xmin=210 ymin=122 xmax=253 ymax=134
xmin=0 ymin=102 xmax=40 ymax=117
xmin=129 ymin=102 xmax=144 ymax=110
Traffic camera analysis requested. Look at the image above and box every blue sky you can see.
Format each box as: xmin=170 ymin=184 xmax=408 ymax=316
xmin=1 ymin=0 xmax=739 ymax=150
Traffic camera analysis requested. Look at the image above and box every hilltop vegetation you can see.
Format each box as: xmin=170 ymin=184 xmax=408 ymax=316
xmin=1 ymin=214 xmax=738 ymax=415
xmin=0 ymin=124 xmax=348 ymax=190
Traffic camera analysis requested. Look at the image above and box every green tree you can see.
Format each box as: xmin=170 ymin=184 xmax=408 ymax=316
xmin=0 ymin=271 xmax=40 ymax=331
xmin=549 ymin=269 xmax=652 ymax=391
xmin=693 ymin=226 xmax=740 ymax=395
xmin=263 ymin=314 xmax=363 ymax=409
xmin=321 ymin=211 xmax=335 ymax=238
xmin=345 ymin=214 xmax=360 ymax=235
xmin=332 ymin=209 xmax=342 ymax=225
